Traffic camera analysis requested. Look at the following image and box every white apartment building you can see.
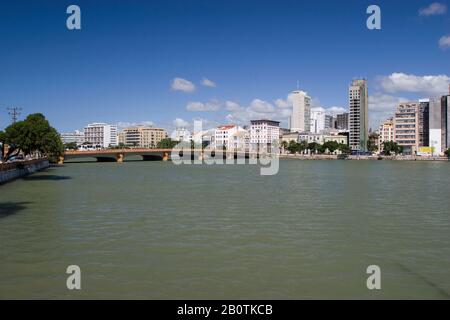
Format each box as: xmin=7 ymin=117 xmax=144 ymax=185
xmin=60 ymin=130 xmax=84 ymax=145
xmin=310 ymin=107 xmax=326 ymax=133
xmin=290 ymin=90 xmax=311 ymax=133
xmin=212 ymin=125 xmax=249 ymax=151
xmin=250 ymin=120 xmax=280 ymax=150
xmin=84 ymin=123 xmax=118 ymax=148
xmin=349 ymin=79 xmax=369 ymax=151
xmin=171 ymin=128 xmax=192 ymax=142
xmin=378 ymin=117 xmax=394 ymax=152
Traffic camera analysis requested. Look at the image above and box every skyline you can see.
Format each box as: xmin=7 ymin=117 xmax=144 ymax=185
xmin=1 ymin=0 xmax=450 ymax=132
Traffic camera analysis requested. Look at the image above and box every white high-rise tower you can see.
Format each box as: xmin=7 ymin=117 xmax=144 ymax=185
xmin=290 ymin=90 xmax=311 ymax=133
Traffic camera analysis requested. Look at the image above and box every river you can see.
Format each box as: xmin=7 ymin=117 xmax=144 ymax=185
xmin=0 ymin=159 xmax=449 ymax=299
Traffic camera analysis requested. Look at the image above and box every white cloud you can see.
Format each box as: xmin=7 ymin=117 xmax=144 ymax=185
xmin=419 ymin=2 xmax=447 ymax=16
xmin=186 ymin=99 xmax=222 ymax=111
xmin=201 ymin=77 xmax=217 ymax=88
xmin=325 ymin=106 xmax=346 ymax=115
xmin=173 ymin=118 xmax=189 ymax=128
xmin=274 ymin=93 xmax=297 ymax=109
xmin=117 ymin=121 xmax=154 ymax=129
xmin=439 ymin=35 xmax=450 ymax=49
xmin=225 ymin=101 xmax=242 ymax=111
xmin=171 ymin=77 xmax=196 ymax=92
xmin=379 ymin=72 xmax=450 ymax=96
xmin=369 ymin=93 xmax=408 ymax=129
xmin=225 ymin=98 xmax=292 ymax=126
xmin=248 ymin=99 xmax=275 ymax=113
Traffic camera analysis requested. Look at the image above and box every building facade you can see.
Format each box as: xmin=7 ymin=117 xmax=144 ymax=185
xmin=60 ymin=130 xmax=84 ymax=145
xmin=418 ymin=99 xmax=430 ymax=148
xmin=250 ymin=120 xmax=280 ymax=150
xmin=84 ymin=123 xmax=118 ymax=148
xmin=336 ymin=112 xmax=349 ymax=130
xmin=429 ymin=95 xmax=449 ymax=155
xmin=394 ymin=102 xmax=420 ymax=155
xmin=171 ymin=128 xmax=192 ymax=142
xmin=310 ymin=107 xmax=326 ymax=134
xmin=122 ymin=126 xmax=168 ymax=148
xmin=349 ymin=79 xmax=368 ymax=151
xmin=378 ymin=117 xmax=394 ymax=152
xmin=290 ymin=90 xmax=311 ymax=133
xmin=298 ymin=132 xmax=347 ymax=145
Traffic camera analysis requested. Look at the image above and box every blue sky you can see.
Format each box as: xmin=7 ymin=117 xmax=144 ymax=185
xmin=0 ymin=0 xmax=449 ymax=132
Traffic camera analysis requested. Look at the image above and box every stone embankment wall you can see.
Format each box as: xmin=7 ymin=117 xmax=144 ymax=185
xmin=0 ymin=159 xmax=50 ymax=185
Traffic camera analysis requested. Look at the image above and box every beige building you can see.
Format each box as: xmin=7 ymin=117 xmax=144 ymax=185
xmin=281 ymin=133 xmax=299 ymax=143
xmin=122 ymin=126 xmax=168 ymax=148
xmin=394 ymin=102 xmax=420 ymax=155
xmin=378 ymin=117 xmax=394 ymax=152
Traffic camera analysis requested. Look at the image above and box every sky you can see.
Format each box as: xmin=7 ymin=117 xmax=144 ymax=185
xmin=0 ymin=0 xmax=449 ymax=133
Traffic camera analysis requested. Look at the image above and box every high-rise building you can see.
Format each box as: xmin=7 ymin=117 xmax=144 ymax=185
xmin=394 ymin=102 xmax=420 ymax=155
xmin=290 ymin=90 xmax=311 ymax=133
xmin=378 ymin=117 xmax=394 ymax=152
xmin=429 ymin=94 xmax=449 ymax=155
xmin=349 ymin=79 xmax=369 ymax=151
xmin=325 ymin=114 xmax=336 ymax=130
xmin=84 ymin=123 xmax=118 ymax=148
xmin=336 ymin=112 xmax=349 ymax=130
xmin=310 ymin=107 xmax=326 ymax=133
xmin=122 ymin=126 xmax=168 ymax=148
xmin=250 ymin=120 xmax=280 ymax=150
xmin=418 ymin=99 xmax=430 ymax=147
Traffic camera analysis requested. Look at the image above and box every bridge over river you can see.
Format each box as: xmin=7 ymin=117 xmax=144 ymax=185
xmin=60 ymin=149 xmax=264 ymax=164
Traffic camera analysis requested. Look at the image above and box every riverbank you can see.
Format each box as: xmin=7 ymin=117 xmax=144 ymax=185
xmin=280 ymin=154 xmax=450 ymax=161
xmin=0 ymin=158 xmax=50 ymax=185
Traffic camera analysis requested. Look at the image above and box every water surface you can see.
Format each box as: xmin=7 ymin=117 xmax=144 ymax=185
xmin=0 ymin=159 xmax=449 ymax=299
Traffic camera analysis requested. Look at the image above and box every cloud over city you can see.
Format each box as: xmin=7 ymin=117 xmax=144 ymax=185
xmin=379 ymin=73 xmax=450 ymax=96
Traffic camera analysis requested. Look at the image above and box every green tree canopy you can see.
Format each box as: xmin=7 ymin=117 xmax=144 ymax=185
xmin=64 ymin=142 xmax=78 ymax=150
xmin=2 ymin=113 xmax=63 ymax=162
xmin=157 ymin=138 xmax=179 ymax=149
xmin=382 ymin=141 xmax=402 ymax=156
xmin=338 ymin=143 xmax=351 ymax=155
xmin=323 ymin=141 xmax=340 ymax=154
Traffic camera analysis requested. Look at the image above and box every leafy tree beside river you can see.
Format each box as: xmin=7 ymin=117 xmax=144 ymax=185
xmin=0 ymin=113 xmax=63 ymax=163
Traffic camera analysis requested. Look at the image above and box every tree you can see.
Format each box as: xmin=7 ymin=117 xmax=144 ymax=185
xmin=322 ymin=141 xmax=339 ymax=154
xmin=281 ymin=141 xmax=289 ymax=152
xmin=308 ymin=142 xmax=319 ymax=153
xmin=287 ymin=140 xmax=299 ymax=154
xmin=367 ymin=133 xmax=379 ymax=153
xmin=382 ymin=141 xmax=402 ymax=156
xmin=2 ymin=113 xmax=63 ymax=162
xmin=64 ymin=142 xmax=78 ymax=150
xmin=157 ymin=138 xmax=178 ymax=149
xmin=299 ymin=140 xmax=308 ymax=153
xmin=445 ymin=148 xmax=450 ymax=158
xmin=338 ymin=143 xmax=351 ymax=155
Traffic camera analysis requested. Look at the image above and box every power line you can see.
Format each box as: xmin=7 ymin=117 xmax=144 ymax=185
xmin=7 ymin=107 xmax=22 ymax=124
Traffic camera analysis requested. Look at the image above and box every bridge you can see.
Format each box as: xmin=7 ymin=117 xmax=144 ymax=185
xmin=60 ymin=149 xmax=172 ymax=164
xmin=59 ymin=148 xmax=266 ymax=164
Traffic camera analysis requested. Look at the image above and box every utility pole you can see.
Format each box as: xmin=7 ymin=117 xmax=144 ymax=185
xmin=7 ymin=107 xmax=22 ymax=124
